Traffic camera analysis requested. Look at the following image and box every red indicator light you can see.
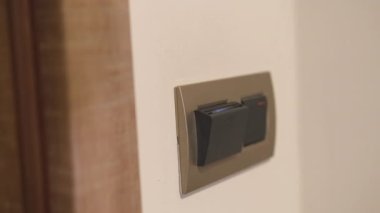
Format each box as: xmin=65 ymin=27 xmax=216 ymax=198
xmin=257 ymin=101 xmax=266 ymax=107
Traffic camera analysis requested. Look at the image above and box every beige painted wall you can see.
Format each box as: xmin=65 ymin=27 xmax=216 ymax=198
xmin=130 ymin=0 xmax=380 ymax=212
xmin=130 ymin=1 xmax=300 ymax=213
xmin=298 ymin=0 xmax=380 ymax=212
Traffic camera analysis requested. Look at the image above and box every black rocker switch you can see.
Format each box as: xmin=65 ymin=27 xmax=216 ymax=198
xmin=195 ymin=102 xmax=249 ymax=166
xmin=242 ymin=94 xmax=268 ymax=146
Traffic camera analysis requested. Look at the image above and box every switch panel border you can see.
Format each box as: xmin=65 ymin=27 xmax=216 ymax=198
xmin=175 ymin=72 xmax=276 ymax=195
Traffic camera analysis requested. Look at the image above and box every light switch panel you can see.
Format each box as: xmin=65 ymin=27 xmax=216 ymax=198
xmin=195 ymin=102 xmax=249 ymax=166
xmin=175 ymin=72 xmax=276 ymax=195
xmin=242 ymin=94 xmax=268 ymax=146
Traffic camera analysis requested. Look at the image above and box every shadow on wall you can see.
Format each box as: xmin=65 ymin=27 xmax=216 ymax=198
xmin=297 ymin=0 xmax=380 ymax=213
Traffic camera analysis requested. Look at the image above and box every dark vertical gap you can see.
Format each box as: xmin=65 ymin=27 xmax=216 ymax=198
xmin=28 ymin=1 xmax=50 ymax=213
xmin=0 ymin=0 xmax=24 ymax=212
xmin=7 ymin=0 xmax=48 ymax=212
xmin=31 ymin=0 xmax=73 ymax=213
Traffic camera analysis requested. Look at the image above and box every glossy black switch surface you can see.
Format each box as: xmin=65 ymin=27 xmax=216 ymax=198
xmin=195 ymin=102 xmax=249 ymax=166
xmin=242 ymin=94 xmax=268 ymax=146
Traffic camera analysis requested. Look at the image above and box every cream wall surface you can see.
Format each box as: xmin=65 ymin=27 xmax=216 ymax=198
xmin=130 ymin=1 xmax=300 ymax=213
xmin=298 ymin=1 xmax=380 ymax=212
xmin=130 ymin=0 xmax=380 ymax=212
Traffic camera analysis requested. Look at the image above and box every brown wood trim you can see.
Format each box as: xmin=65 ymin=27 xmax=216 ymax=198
xmin=7 ymin=0 xmax=48 ymax=213
xmin=0 ymin=1 xmax=24 ymax=212
xmin=7 ymin=0 xmax=141 ymax=213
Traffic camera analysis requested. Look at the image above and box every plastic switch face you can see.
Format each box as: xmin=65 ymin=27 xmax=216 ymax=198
xmin=194 ymin=95 xmax=268 ymax=166
xmin=242 ymin=94 xmax=267 ymax=146
xmin=195 ymin=102 xmax=249 ymax=166
xmin=175 ymin=72 xmax=276 ymax=195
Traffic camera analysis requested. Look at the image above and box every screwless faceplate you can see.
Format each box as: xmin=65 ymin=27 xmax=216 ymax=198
xmin=175 ymin=72 xmax=276 ymax=195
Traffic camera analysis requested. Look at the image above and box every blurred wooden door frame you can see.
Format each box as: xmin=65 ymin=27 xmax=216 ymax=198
xmin=5 ymin=0 xmax=142 ymax=213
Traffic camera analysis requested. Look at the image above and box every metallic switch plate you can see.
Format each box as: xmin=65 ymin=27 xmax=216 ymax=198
xmin=175 ymin=72 xmax=276 ymax=195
